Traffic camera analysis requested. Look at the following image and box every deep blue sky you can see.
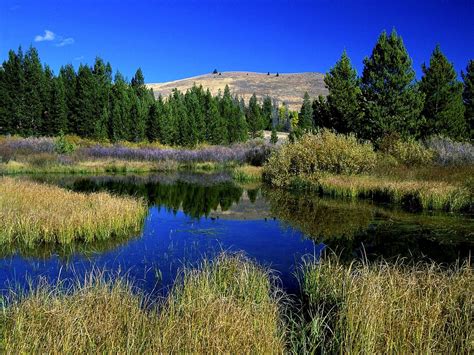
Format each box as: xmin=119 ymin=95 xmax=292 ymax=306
xmin=1 ymin=0 xmax=473 ymax=82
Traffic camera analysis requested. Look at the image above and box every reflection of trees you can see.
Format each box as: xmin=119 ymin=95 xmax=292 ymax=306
xmin=263 ymin=188 xmax=374 ymax=241
xmin=0 ymin=233 xmax=139 ymax=261
xmin=263 ymin=188 xmax=473 ymax=263
xmin=30 ymin=173 xmax=244 ymax=219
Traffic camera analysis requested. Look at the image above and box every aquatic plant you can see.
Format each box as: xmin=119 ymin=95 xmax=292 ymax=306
xmin=0 ymin=178 xmax=147 ymax=246
xmin=294 ymin=256 xmax=473 ymax=354
xmin=1 ymin=254 xmax=284 ymax=353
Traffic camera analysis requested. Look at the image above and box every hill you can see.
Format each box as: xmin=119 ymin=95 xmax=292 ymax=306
xmin=147 ymin=71 xmax=328 ymax=110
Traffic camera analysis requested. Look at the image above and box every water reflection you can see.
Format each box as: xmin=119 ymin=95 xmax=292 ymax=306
xmin=0 ymin=172 xmax=471 ymax=295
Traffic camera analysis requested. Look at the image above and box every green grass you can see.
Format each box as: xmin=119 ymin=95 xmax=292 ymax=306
xmin=0 ymin=254 xmax=285 ymax=353
xmin=0 ymin=177 xmax=147 ymax=246
xmin=292 ymin=256 xmax=473 ymax=354
xmin=231 ymin=165 xmax=263 ymax=182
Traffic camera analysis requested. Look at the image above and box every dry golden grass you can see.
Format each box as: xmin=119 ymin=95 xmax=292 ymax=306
xmin=315 ymin=173 xmax=472 ymax=211
xmin=1 ymin=254 xmax=285 ymax=353
xmin=300 ymin=257 xmax=474 ymax=354
xmin=232 ymin=165 xmax=263 ymax=182
xmin=0 ymin=178 xmax=147 ymax=246
xmin=147 ymin=71 xmax=327 ymax=110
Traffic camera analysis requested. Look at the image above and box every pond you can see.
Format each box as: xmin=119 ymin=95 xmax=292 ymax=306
xmin=1 ymin=172 xmax=472 ymax=296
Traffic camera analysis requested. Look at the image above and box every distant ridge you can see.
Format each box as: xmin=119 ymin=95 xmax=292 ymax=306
xmin=147 ymin=71 xmax=328 ymax=110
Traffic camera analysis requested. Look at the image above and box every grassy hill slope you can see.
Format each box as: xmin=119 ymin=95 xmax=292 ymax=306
xmin=147 ymin=71 xmax=327 ymax=110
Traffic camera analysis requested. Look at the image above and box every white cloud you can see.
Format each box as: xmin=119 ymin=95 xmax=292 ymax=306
xmin=56 ymin=38 xmax=75 ymax=47
xmin=74 ymin=56 xmax=84 ymax=61
xmin=34 ymin=30 xmax=55 ymax=42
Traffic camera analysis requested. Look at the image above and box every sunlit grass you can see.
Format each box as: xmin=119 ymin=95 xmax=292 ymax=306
xmin=314 ymin=173 xmax=472 ymax=211
xmin=294 ymin=256 xmax=473 ymax=354
xmin=0 ymin=178 xmax=147 ymax=246
xmin=1 ymin=254 xmax=285 ymax=353
xmin=232 ymin=165 xmax=263 ymax=182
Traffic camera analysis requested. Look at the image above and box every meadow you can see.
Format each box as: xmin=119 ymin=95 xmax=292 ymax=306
xmin=0 ymin=135 xmax=272 ymax=176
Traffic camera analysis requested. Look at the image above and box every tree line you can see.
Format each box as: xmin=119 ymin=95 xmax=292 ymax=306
xmin=0 ymin=47 xmax=289 ymax=146
xmin=1 ymin=29 xmax=472 ymax=146
xmin=295 ymin=29 xmax=474 ymax=142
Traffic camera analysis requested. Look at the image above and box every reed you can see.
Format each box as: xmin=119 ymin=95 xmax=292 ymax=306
xmin=296 ymin=257 xmax=473 ymax=354
xmin=1 ymin=254 xmax=285 ymax=353
xmin=0 ymin=178 xmax=147 ymax=246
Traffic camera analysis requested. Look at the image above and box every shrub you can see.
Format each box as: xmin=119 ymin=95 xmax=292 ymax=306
xmin=382 ymin=137 xmax=434 ymax=166
xmin=4 ymin=136 xmax=55 ymax=154
xmin=263 ymin=130 xmax=377 ymax=187
xmin=426 ymin=136 xmax=474 ymax=166
xmin=0 ymin=142 xmax=14 ymax=163
xmin=54 ymin=133 xmax=76 ymax=154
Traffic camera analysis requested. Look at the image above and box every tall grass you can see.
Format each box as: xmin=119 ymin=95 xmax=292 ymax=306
xmin=315 ymin=173 xmax=472 ymax=211
xmin=0 ymin=178 xmax=147 ymax=246
xmin=232 ymin=165 xmax=263 ymax=182
xmin=295 ymin=256 xmax=473 ymax=354
xmin=1 ymin=254 xmax=285 ymax=353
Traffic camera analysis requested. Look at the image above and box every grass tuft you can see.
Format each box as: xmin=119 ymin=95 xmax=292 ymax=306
xmin=0 ymin=178 xmax=147 ymax=246
xmin=294 ymin=256 xmax=473 ymax=354
xmin=1 ymin=254 xmax=285 ymax=353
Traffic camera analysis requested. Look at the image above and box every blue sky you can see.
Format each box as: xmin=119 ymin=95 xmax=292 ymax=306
xmin=1 ymin=0 xmax=473 ymax=82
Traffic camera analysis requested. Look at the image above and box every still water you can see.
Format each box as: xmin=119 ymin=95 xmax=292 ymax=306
xmin=1 ymin=172 xmax=472 ymax=295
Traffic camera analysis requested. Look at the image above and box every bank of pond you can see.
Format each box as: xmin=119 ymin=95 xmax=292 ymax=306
xmin=0 ymin=172 xmax=472 ymax=352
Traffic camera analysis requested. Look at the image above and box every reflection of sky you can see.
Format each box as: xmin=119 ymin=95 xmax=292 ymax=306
xmin=0 ymin=207 xmax=324 ymax=298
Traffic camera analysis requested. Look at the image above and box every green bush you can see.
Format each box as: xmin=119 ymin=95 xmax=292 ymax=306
xmin=54 ymin=133 xmax=76 ymax=154
xmin=263 ymin=130 xmax=377 ymax=187
xmin=380 ymin=135 xmax=434 ymax=166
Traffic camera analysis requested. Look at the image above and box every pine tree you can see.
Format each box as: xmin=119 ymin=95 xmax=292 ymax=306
xmin=130 ymin=68 xmax=151 ymax=142
xmin=40 ymin=65 xmax=54 ymax=135
xmin=0 ymin=66 xmax=10 ymax=134
xmin=23 ymin=46 xmax=44 ymax=135
xmin=75 ymin=64 xmax=96 ymax=138
xmin=360 ymin=29 xmax=424 ymax=140
xmin=324 ymin=50 xmax=361 ymax=133
xmin=46 ymin=78 xmax=67 ymax=135
xmin=205 ymin=89 xmax=227 ymax=144
xmin=247 ymin=93 xmax=263 ymax=138
xmin=160 ymin=95 xmax=177 ymax=145
xmin=233 ymin=97 xmax=248 ymax=142
xmin=91 ymin=58 xmax=112 ymax=140
xmin=270 ymin=126 xmax=278 ymax=144
xmin=420 ymin=46 xmax=466 ymax=139
xmin=59 ymin=64 xmax=77 ymax=134
xmin=312 ymin=95 xmax=331 ymax=129
xmin=262 ymin=96 xmax=273 ymax=129
xmin=298 ymin=92 xmax=314 ymax=131
xmin=461 ymin=60 xmax=474 ymax=138
xmin=109 ymin=72 xmax=131 ymax=141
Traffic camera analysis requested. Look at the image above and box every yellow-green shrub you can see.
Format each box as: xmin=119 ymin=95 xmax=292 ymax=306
xmin=380 ymin=136 xmax=434 ymax=166
xmin=263 ymin=130 xmax=377 ymax=187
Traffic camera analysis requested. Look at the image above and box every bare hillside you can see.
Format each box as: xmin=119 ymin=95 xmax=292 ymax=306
xmin=147 ymin=71 xmax=327 ymax=110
